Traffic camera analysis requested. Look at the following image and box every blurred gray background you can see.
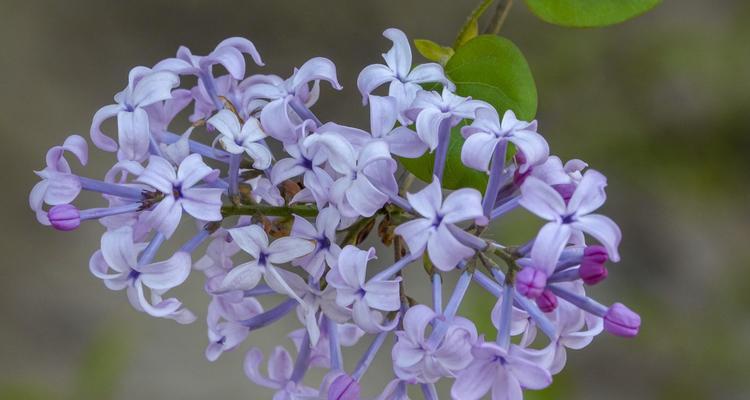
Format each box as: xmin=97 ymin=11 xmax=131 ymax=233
xmin=1 ymin=0 xmax=749 ymax=399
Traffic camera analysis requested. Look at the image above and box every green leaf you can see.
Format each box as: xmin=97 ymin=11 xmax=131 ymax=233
xmin=446 ymin=35 xmax=537 ymax=120
xmin=399 ymin=123 xmax=488 ymax=191
xmin=413 ymin=39 xmax=455 ymax=66
xmin=524 ymin=0 xmax=661 ymax=28
xmin=401 ymin=35 xmax=536 ymax=190
xmin=454 ymin=0 xmax=496 ymax=48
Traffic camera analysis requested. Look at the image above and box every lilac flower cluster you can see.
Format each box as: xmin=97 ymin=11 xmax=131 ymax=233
xmin=29 ymin=28 xmax=640 ymax=399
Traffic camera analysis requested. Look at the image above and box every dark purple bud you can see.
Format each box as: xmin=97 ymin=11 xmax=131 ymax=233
xmin=48 ymin=204 xmax=80 ymax=231
xmin=328 ymin=374 xmax=360 ymax=400
xmin=515 ymin=267 xmax=547 ymax=299
xmin=580 ymin=245 xmax=609 ymax=285
xmin=535 ymin=289 xmax=558 ymax=313
xmin=604 ymin=303 xmax=641 ymax=338
xmin=552 ymin=183 xmax=577 ymax=203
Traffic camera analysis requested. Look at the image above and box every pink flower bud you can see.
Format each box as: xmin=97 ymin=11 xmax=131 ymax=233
xmin=535 ymin=289 xmax=558 ymax=313
xmin=604 ymin=303 xmax=641 ymax=338
xmin=515 ymin=267 xmax=547 ymax=299
xmin=580 ymin=245 xmax=608 ymax=285
xmin=48 ymin=204 xmax=80 ymax=231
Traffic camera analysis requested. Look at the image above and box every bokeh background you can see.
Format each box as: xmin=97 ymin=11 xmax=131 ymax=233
xmin=1 ymin=0 xmax=749 ymax=399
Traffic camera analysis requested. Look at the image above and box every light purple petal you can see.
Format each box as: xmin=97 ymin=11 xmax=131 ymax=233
xmin=137 ymin=156 xmax=176 ymax=193
xmin=363 ymin=279 xmax=401 ymax=311
xmin=384 ymin=126 xmax=428 ymax=158
xmin=406 ymin=178 xmax=442 ymax=218
xmin=369 ymin=95 xmax=398 ymax=138
xmin=181 ymin=188 xmax=223 ymax=221
xmin=228 ymin=225 xmax=268 ymax=258
xmin=220 ymin=261 xmax=264 ymax=291
xmin=147 ymin=196 xmax=182 ymax=238
xmin=267 ymin=237 xmax=315 ymax=264
xmin=356 ymin=64 xmax=395 ymax=103
xmin=137 ymin=251 xmax=191 ymax=290
xmin=207 ymin=109 xmax=241 ymax=141
xmin=571 ymin=214 xmax=621 ymax=262
xmin=530 ymin=223 xmax=572 ymax=275
xmin=451 ymin=358 xmax=496 ymax=400
xmin=177 ymin=153 xmax=214 ymax=189
xmin=116 ymin=108 xmax=150 ymax=161
xmin=345 ymin=176 xmax=389 ymax=217
xmin=415 ymin=108 xmax=446 ymax=151
xmin=407 ymin=63 xmax=451 ymax=88
xmin=270 ymin=158 xmax=306 ymax=185
xmin=441 ymin=188 xmax=484 ymax=224
xmin=519 ymin=177 xmax=566 ymax=221
xmin=267 ymin=346 xmax=294 ymax=382
xmin=291 ymin=57 xmax=342 ymax=91
xmin=508 ymin=130 xmax=549 ymax=174
xmin=130 ymin=70 xmax=179 ymax=107
xmin=394 ymin=218 xmax=433 ymax=256
xmin=217 ymin=37 xmax=264 ymax=66
xmin=428 ymin=223 xmax=475 ymax=271
xmin=382 ymin=28 xmax=412 ymax=78
xmin=461 ymin=131 xmax=500 ymax=172
xmin=100 ymin=227 xmax=137 ymax=273
xmin=244 ymin=348 xmax=283 ymax=389
xmin=567 ymin=169 xmax=607 ymax=216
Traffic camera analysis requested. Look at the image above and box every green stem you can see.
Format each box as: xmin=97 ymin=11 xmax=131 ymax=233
xmin=221 ymin=204 xmax=318 ymax=218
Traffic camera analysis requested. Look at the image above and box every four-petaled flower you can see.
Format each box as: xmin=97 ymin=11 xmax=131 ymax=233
xmin=395 ymin=177 xmax=485 ymax=270
xmin=462 ymin=108 xmax=549 ymax=173
xmin=326 ymin=245 xmax=401 ymax=333
xmin=207 ymin=109 xmax=272 ymax=169
xmin=520 ymin=169 xmax=621 ymax=274
xmin=137 ymin=154 xmax=223 ymax=238
xmin=357 ymin=28 xmax=454 ymax=122
xmin=405 ymin=88 xmax=487 ymax=151
xmin=91 ymin=67 xmax=180 ymax=162
xmin=89 ymin=226 xmax=193 ymax=322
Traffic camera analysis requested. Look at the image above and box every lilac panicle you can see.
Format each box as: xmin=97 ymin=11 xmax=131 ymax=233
xmin=29 ymin=30 xmax=641 ymax=399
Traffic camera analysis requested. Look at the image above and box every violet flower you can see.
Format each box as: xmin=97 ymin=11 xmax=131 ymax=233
xmin=392 ymin=304 xmax=477 ymax=383
xmin=207 ymin=109 xmax=272 ymax=169
xmin=357 ymin=28 xmax=454 ymax=120
xmin=461 ymin=108 xmax=549 ymax=173
xmin=90 ymin=67 xmax=180 ymax=161
xmin=326 ymin=246 xmax=401 ymax=333
xmin=394 ymin=178 xmax=485 ymax=271
xmin=520 ymin=169 xmax=621 ymax=276
xmin=89 ymin=226 xmax=193 ymax=322
xmin=137 ymin=154 xmax=223 ymax=238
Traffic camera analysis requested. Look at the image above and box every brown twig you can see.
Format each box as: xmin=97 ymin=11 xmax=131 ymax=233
xmin=484 ymin=0 xmax=514 ymax=35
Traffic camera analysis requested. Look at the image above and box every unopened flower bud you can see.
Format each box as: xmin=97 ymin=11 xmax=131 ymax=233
xmin=48 ymin=204 xmax=80 ymax=231
xmin=328 ymin=374 xmax=360 ymax=400
xmin=604 ymin=303 xmax=641 ymax=337
xmin=535 ymin=289 xmax=558 ymax=312
xmin=515 ymin=267 xmax=547 ymax=299
xmin=580 ymin=245 xmax=608 ymax=285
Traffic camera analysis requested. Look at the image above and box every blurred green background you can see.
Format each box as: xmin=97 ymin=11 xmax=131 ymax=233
xmin=1 ymin=0 xmax=749 ymax=399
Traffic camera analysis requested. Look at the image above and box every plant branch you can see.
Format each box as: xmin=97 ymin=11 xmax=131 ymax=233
xmin=484 ymin=0 xmax=514 ymax=35
xmin=221 ymin=204 xmax=318 ymax=218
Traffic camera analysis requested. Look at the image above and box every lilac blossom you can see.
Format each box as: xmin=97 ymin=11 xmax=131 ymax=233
xmin=451 ymin=340 xmax=552 ymax=400
xmin=219 ymin=225 xmax=315 ymax=300
xmin=462 ymin=108 xmax=549 ymax=173
xmin=304 ymin=135 xmax=397 ymax=218
xmin=395 ymin=178 xmax=485 ymax=270
xmin=357 ymin=28 xmax=454 ymax=120
xmin=520 ymin=169 xmax=621 ymax=276
xmin=30 ymin=31 xmax=642 ymax=398
xmin=137 ymin=154 xmax=223 ymax=238
xmin=392 ymin=304 xmax=477 ymax=383
xmin=405 ymin=88 xmax=487 ymax=150
xmin=30 ymin=135 xmax=88 ymax=224
xmin=326 ymin=246 xmax=401 ymax=333
xmin=207 ymin=110 xmax=272 ymax=169
xmin=90 ymin=67 xmax=180 ymax=161
xmin=290 ymin=207 xmax=342 ymax=280
xmin=244 ymin=347 xmax=318 ymax=399
xmin=89 ymin=226 xmax=194 ymax=322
